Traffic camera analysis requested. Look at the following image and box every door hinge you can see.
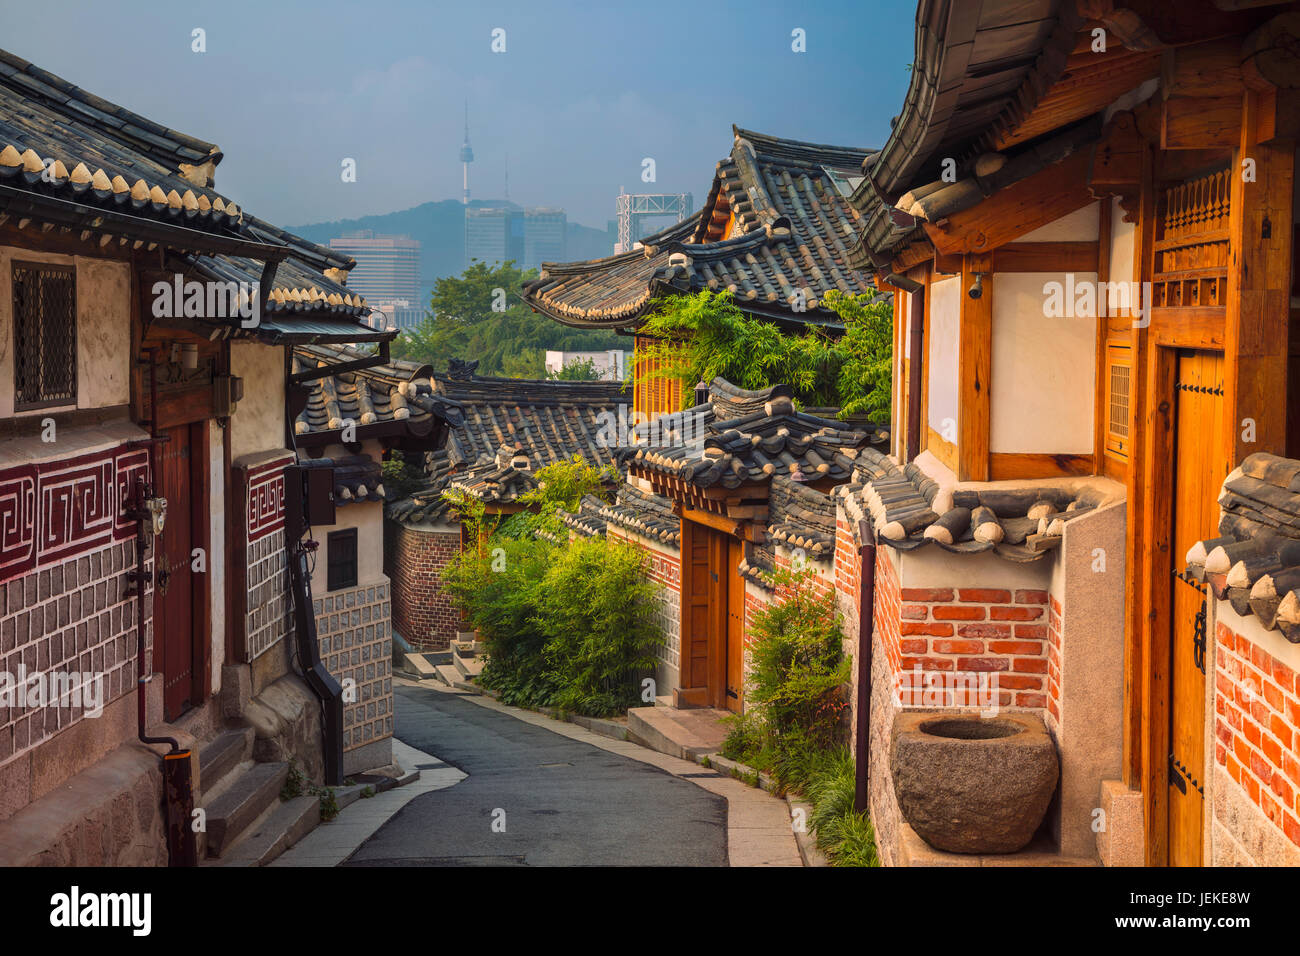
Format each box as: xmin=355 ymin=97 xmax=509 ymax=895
xmin=1168 ymin=753 xmax=1188 ymax=794
xmin=1193 ymin=601 xmax=1207 ymax=674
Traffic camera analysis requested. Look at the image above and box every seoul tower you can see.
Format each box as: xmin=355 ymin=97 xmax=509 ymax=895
xmin=459 ymin=101 xmax=473 ymax=205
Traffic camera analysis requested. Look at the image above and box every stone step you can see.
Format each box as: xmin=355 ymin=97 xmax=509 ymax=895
xmin=215 ymin=795 xmax=320 ymax=867
xmin=402 ymin=652 xmax=439 ymax=681
xmin=654 ymin=695 xmax=674 ymax=709
xmin=626 ymin=706 xmax=727 ymax=762
xmin=198 ymin=728 xmax=254 ymax=800
xmin=453 ymin=651 xmax=483 ymax=679
xmin=205 ymin=762 xmax=289 ymax=858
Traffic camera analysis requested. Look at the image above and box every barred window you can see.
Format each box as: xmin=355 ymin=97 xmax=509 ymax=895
xmin=327 ymin=528 xmax=358 ymax=591
xmin=13 ymin=262 xmax=77 ymax=410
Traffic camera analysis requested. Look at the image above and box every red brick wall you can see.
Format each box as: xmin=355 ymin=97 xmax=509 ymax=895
xmin=385 ymin=519 xmax=462 ymax=651
xmin=1214 ymin=619 xmax=1300 ymax=850
xmin=606 ymin=528 xmax=681 ymax=679
xmin=895 ymin=586 xmax=1049 ymax=712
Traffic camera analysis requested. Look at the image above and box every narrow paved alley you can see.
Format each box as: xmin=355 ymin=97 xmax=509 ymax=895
xmin=342 ymin=683 xmax=731 ymax=866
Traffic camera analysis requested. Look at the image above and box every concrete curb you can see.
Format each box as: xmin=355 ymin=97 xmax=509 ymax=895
xmin=471 ymin=686 xmax=630 ymax=742
xmin=699 ymin=753 xmax=779 ymax=794
xmin=786 ymin=797 xmax=831 ymax=867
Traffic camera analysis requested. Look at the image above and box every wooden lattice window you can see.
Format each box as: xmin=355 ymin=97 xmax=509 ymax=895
xmin=1105 ymin=342 xmax=1131 ymax=461
xmin=13 ymin=262 xmax=77 ymax=410
xmin=326 ymin=528 xmax=358 ymax=591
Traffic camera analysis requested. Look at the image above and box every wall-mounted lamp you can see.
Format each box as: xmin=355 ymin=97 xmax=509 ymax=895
xmin=968 ymin=273 xmax=986 ymax=300
xmin=693 ymin=379 xmax=710 ymax=407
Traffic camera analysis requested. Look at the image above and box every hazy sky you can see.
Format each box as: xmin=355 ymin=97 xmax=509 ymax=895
xmin=1 ymin=0 xmax=915 ymax=229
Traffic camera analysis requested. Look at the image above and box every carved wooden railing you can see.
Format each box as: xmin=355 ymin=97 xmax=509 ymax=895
xmin=1151 ymin=167 xmax=1231 ymax=309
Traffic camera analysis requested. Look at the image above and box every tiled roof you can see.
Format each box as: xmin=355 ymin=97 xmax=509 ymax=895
xmin=521 ymin=127 xmax=878 ymax=331
xmin=838 ymin=448 xmax=1113 ymax=563
xmin=292 ymin=344 xmax=462 ymax=442
xmin=629 ymin=379 xmax=881 ymax=491
xmin=297 ymin=454 xmax=384 ymax=508
xmin=555 ymin=484 xmax=684 ymax=547
xmin=738 ymin=475 xmax=839 ymax=590
xmin=846 ymin=1 xmax=1082 ymax=268
xmin=0 ymin=48 xmax=243 ymax=233
xmin=0 ymin=47 xmax=388 ymax=344
xmin=386 ymin=366 xmax=630 ymax=521
xmin=1185 ymin=454 xmax=1300 ymax=643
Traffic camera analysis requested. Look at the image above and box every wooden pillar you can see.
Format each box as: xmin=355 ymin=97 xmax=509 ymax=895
xmin=1223 ymin=89 xmax=1295 ymax=468
xmin=958 ymin=253 xmax=992 ymax=481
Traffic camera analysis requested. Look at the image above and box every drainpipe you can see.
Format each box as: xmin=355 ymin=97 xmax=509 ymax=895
xmin=854 ymin=518 xmax=876 ymax=815
xmin=126 ymin=349 xmax=197 ymax=865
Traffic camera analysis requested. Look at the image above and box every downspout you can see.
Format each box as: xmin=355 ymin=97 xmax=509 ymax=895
xmin=126 ymin=348 xmax=197 ymax=865
xmin=854 ymin=518 xmax=876 ymax=815
xmin=283 ymin=344 xmax=345 ymax=786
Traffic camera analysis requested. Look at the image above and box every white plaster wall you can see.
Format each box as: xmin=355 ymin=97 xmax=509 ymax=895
xmin=0 ymin=247 xmax=130 ymax=418
xmin=209 ymin=419 xmax=227 ymax=697
xmin=230 ymin=341 xmax=287 ymax=459
xmin=76 ymin=258 xmax=130 ymax=410
xmin=901 ymin=545 xmax=1050 ymax=592
xmin=1017 ymin=201 xmax=1100 ymax=243
xmin=310 ymin=501 xmax=386 ymax=597
xmin=990 ymin=272 xmax=1097 ymax=454
xmin=927 ymin=276 xmax=960 ymax=438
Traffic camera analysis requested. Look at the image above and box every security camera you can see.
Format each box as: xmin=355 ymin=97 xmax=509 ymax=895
xmin=968 ymin=273 xmax=985 ymax=299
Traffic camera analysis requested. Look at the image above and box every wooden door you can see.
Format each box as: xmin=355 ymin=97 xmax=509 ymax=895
xmin=1167 ymin=350 xmax=1226 ymax=866
xmin=157 ymin=422 xmax=205 ymax=721
xmin=725 ymin=537 xmax=745 ymax=712
xmin=684 ymin=522 xmax=712 ymax=690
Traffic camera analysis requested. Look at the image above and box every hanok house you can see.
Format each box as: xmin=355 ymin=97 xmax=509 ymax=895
xmin=0 ymin=48 xmax=403 ymax=865
xmin=289 ymin=344 xmax=461 ymax=772
xmin=559 ymin=378 xmax=884 ymax=712
xmin=843 ymin=1 xmax=1299 ymax=866
xmin=522 ymin=127 xmax=879 ymax=422
xmin=385 ymin=362 xmax=627 ymax=652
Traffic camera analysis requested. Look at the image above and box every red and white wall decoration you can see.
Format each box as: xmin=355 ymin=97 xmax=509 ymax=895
xmin=0 ymin=445 xmax=149 ymax=584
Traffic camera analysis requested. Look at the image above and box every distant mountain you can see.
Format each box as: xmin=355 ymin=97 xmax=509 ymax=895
xmin=287 ymin=199 xmax=616 ymax=307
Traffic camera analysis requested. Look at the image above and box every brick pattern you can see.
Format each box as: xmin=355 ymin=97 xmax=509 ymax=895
xmin=246 ymin=529 xmax=293 ymax=660
xmin=385 ymin=520 xmax=463 ymax=651
xmin=892 ymin=584 xmax=1049 ymax=712
xmin=1213 ymin=620 xmax=1300 ymax=851
xmin=0 ymin=538 xmax=143 ymax=767
xmin=835 ymin=514 xmax=863 ymax=751
xmin=315 ymin=580 xmax=393 ymax=753
xmin=1047 ymin=594 xmax=1063 ymax=735
xmin=608 ymin=528 xmax=680 ymax=674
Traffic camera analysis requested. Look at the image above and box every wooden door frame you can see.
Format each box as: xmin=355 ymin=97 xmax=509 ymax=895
xmin=1137 ymin=333 xmax=1224 ymax=866
xmin=678 ymin=518 xmax=739 ymax=710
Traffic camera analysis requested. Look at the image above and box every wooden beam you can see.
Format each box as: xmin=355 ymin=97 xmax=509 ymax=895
xmin=1160 ymin=37 xmax=1244 ymax=100
xmin=1161 ymin=94 xmax=1243 ymax=149
xmin=989 ymin=453 xmax=1097 ymax=480
xmin=1094 ymin=198 xmax=1113 ymax=471
xmin=1223 ymin=89 xmax=1295 ymax=468
xmin=958 ymin=254 xmax=991 ymax=482
xmin=923 ymin=151 xmax=1095 ymax=256
xmin=992 ymin=242 xmax=1100 ymax=273
xmin=933 ymin=252 xmax=962 ymax=275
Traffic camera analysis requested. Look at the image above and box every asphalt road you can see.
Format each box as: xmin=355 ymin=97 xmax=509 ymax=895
xmin=344 ymin=685 xmax=728 ymax=866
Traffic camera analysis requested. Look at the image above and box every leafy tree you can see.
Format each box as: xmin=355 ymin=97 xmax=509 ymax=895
xmin=636 ymin=289 xmax=892 ymax=420
xmin=390 ymin=260 xmax=622 ymax=378
xmin=546 ymin=356 xmax=603 ymax=381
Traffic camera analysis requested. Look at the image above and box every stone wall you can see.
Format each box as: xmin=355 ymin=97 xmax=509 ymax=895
xmin=607 ymin=528 xmax=680 ymax=694
xmin=385 ymin=519 xmax=463 ymax=650
xmin=314 ymin=580 xmax=393 ymax=774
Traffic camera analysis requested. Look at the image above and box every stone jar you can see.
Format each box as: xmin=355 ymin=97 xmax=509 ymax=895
xmin=890 ymin=713 xmax=1059 ymax=854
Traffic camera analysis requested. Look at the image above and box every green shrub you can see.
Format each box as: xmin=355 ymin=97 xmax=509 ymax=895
xmin=536 ymin=537 xmax=662 ymax=716
xmin=746 ymin=570 xmax=851 ymax=752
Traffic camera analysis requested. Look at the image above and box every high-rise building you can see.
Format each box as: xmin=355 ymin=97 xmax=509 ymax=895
xmin=465 ymin=207 xmax=524 ymax=269
xmin=523 ymin=208 xmax=566 ymax=271
xmin=459 ymin=102 xmax=473 ymax=205
xmin=467 ymin=206 xmax=569 ymax=271
xmin=327 ymin=231 xmax=421 ymax=309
